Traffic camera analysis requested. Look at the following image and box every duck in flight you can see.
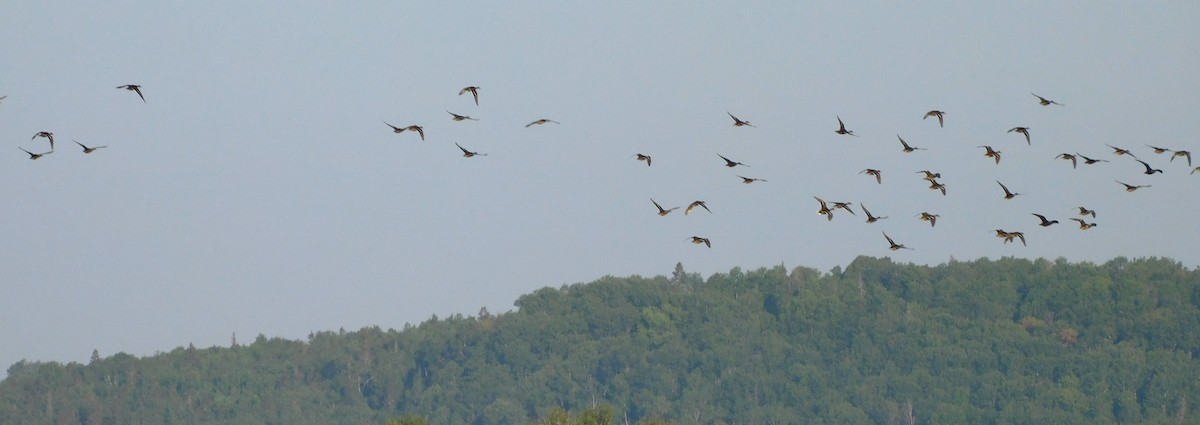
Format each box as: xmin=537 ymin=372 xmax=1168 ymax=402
xmin=685 ymin=201 xmax=711 ymax=215
xmin=1002 ymin=231 xmax=1027 ymax=246
xmin=455 ymin=143 xmax=486 ymax=158
xmin=33 ymin=131 xmax=55 ymax=151
xmin=978 ymin=145 xmax=1002 ymax=165
xmin=1116 ymin=181 xmax=1150 ymax=192
xmin=718 ymin=154 xmax=748 ymax=168
xmin=20 ymin=147 xmax=52 ymax=160
xmin=384 ymin=122 xmax=425 ymax=140
xmin=1171 ymin=150 xmax=1192 ymax=167
xmin=1077 ymin=207 xmax=1096 ymax=218
xmin=861 ymin=168 xmax=882 ymax=184
xmin=997 ymin=181 xmax=1021 ymax=199
xmin=727 ymin=112 xmax=754 ymax=127
xmin=918 ymin=212 xmax=939 ymax=227
xmin=689 ymin=236 xmax=711 ymax=248
xmin=459 ymin=86 xmax=480 ymax=105
xmin=447 ymin=111 xmax=478 ymax=121
xmin=525 ymin=119 xmax=559 ymax=127
xmin=883 ymin=232 xmax=911 ymax=250
xmin=1146 ymin=145 xmax=1171 ymax=154
xmin=1135 ymin=159 xmax=1163 ymax=175
xmin=835 ymin=116 xmax=857 ymax=136
xmin=1106 ymin=144 xmax=1135 ymax=158
xmin=927 ymin=179 xmax=947 ymax=196
xmin=923 ymin=110 xmax=945 ymax=128
xmin=1076 ymin=153 xmax=1108 ymax=165
xmin=117 ymin=84 xmax=145 ymax=102
xmin=74 ymin=140 xmax=107 ymax=154
xmin=916 ymin=170 xmax=941 ymax=181
xmin=736 ymin=175 xmax=766 ymax=184
xmin=1056 ymin=153 xmax=1078 ymax=169
xmin=898 ymin=135 xmax=924 ymax=153
xmin=862 ymin=204 xmax=887 ymax=223
xmin=1032 ymin=213 xmax=1059 ymax=227
xmin=1070 ymin=218 xmax=1097 ymax=230
xmin=814 ymin=197 xmax=835 ymax=221
xmin=1008 ymin=127 xmax=1031 ymax=145
xmin=651 ymin=199 xmax=679 ymax=216
xmin=1032 ymin=93 xmax=1063 ymax=106
xmin=831 ymin=201 xmax=856 ymax=216
xmin=634 ymin=154 xmax=652 ymax=166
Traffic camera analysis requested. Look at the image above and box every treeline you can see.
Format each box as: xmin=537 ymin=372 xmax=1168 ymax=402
xmin=1 ymin=256 xmax=1198 ymax=425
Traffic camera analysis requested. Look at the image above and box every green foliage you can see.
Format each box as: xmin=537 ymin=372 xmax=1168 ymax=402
xmin=380 ymin=415 xmax=429 ymax=425
xmin=1 ymin=257 xmax=1198 ymax=425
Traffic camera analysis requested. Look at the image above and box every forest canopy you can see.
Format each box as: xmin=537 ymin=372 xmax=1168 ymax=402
xmin=2 ymin=256 xmax=1198 ymax=425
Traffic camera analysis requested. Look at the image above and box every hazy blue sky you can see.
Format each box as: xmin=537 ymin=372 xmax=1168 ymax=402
xmin=3 ymin=2 xmax=1198 ymax=371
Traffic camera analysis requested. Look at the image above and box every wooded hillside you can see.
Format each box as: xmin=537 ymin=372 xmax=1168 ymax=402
xmin=2 ymin=256 xmax=1197 ymax=425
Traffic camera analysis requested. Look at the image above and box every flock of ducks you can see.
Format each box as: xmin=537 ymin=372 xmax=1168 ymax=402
xmin=8 ymin=88 xmax=1198 ymax=254
xmin=757 ymin=92 xmax=1192 ymax=252
xmin=836 ymin=93 xmax=1195 ymax=251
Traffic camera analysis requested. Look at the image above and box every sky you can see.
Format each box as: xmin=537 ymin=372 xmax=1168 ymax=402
xmin=2 ymin=2 xmax=1198 ymax=372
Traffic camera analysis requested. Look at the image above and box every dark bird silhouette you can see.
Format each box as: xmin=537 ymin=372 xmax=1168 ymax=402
xmin=916 ymin=170 xmax=941 ymax=181
xmin=1070 ymin=218 xmax=1097 ymax=230
xmin=1032 ymin=93 xmax=1063 ymax=106
xmin=814 ymin=197 xmax=835 ymax=221
xmin=883 ymin=232 xmax=911 ymax=250
xmin=74 ymin=140 xmax=107 ymax=154
xmin=898 ymin=135 xmax=925 ymax=153
xmin=736 ymin=175 xmax=766 ymax=184
xmin=1077 ymin=207 xmax=1097 ymax=218
xmin=1171 ymin=150 xmax=1192 ymax=167
xmin=997 ymin=181 xmax=1021 ymax=199
xmin=918 ymin=212 xmax=939 ymax=227
xmin=459 ymin=86 xmax=480 ymax=105
xmin=831 ymin=201 xmax=856 ymax=216
xmin=688 ymin=236 xmax=712 ymax=248
xmin=834 ymin=116 xmax=857 ymax=136
xmin=1106 ymin=144 xmax=1136 ymax=158
xmin=33 ymin=131 xmax=54 ymax=151
xmin=727 ymin=112 xmax=754 ymax=127
xmin=1076 ymin=153 xmax=1108 ymax=165
xmin=1147 ymin=145 xmax=1171 ymax=154
xmin=455 ymin=143 xmax=486 ymax=158
xmin=862 ymin=204 xmax=887 ymax=223
xmin=717 ymin=154 xmax=748 ymax=168
xmin=1116 ymin=181 xmax=1149 ymax=192
xmin=928 ymin=179 xmax=947 ymax=196
xmin=634 ymin=153 xmax=652 ymax=166
xmin=861 ymin=168 xmax=882 ymax=184
xmin=117 ymin=84 xmax=145 ymax=102
xmin=525 ymin=119 xmax=559 ymax=127
xmin=1056 ymin=153 xmax=1078 ymax=169
xmin=20 ymin=147 xmax=52 ymax=160
xmin=384 ymin=122 xmax=424 ymax=140
xmin=685 ymin=201 xmax=711 ymax=215
xmin=978 ymin=145 xmax=1002 ymax=164
xmin=1008 ymin=127 xmax=1031 ymax=145
xmin=651 ymin=199 xmax=679 ymax=216
xmin=447 ymin=111 xmax=478 ymax=121
xmin=1135 ymin=159 xmax=1163 ymax=175
xmin=1032 ymin=213 xmax=1059 ymax=227
xmin=924 ymin=110 xmax=945 ymax=127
